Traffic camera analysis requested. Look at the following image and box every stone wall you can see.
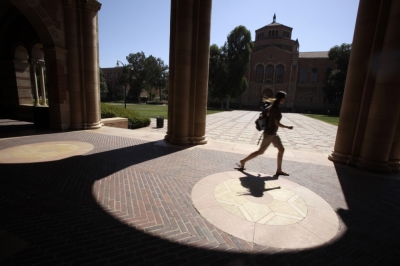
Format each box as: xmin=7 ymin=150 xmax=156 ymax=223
xmin=101 ymin=117 xmax=128 ymax=129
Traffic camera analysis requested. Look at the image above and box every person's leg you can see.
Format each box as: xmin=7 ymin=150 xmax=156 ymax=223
xmin=239 ymin=134 xmax=273 ymax=168
xmin=272 ymin=136 xmax=288 ymax=175
xmin=276 ymin=146 xmax=285 ymax=173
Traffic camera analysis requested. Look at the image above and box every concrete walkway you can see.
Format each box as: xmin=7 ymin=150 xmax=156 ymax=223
xmin=1 ymin=112 xmax=400 ymax=265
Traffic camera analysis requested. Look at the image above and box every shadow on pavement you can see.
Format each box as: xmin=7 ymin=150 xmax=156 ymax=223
xmin=0 ymin=132 xmax=400 ymax=265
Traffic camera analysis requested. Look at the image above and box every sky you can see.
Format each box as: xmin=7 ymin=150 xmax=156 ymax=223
xmin=98 ymin=0 xmax=360 ymax=68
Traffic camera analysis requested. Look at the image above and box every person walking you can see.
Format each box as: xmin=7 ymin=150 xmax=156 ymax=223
xmin=236 ymin=91 xmax=293 ymax=175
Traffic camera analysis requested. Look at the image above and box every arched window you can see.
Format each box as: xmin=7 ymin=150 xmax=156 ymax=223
xmin=300 ymin=67 xmax=307 ymax=83
xmin=325 ymin=67 xmax=332 ymax=81
xmin=268 ymin=31 xmax=271 ymax=36
xmin=275 ymin=30 xmax=278 ymax=36
xmin=255 ymin=65 xmax=264 ymax=83
xmin=265 ymin=65 xmax=274 ymax=83
xmin=310 ymin=67 xmax=318 ymax=84
xmin=275 ymin=65 xmax=284 ymax=83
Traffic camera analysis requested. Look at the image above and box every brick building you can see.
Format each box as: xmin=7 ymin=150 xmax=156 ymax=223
xmin=101 ymin=66 xmax=123 ymax=100
xmin=242 ymin=15 xmax=337 ymax=113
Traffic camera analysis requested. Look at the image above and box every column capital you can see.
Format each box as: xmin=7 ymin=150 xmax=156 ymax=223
xmin=63 ymin=0 xmax=102 ymax=12
xmin=37 ymin=60 xmax=46 ymax=67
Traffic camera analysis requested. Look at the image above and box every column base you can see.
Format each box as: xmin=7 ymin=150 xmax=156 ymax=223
xmin=164 ymin=133 xmax=172 ymax=142
xmin=84 ymin=122 xmax=102 ymax=129
xmin=389 ymin=159 xmax=400 ymax=172
xmin=346 ymin=156 xmax=359 ymax=166
xmin=169 ymin=136 xmax=191 ymax=145
xmin=165 ymin=134 xmax=208 ymax=145
xmin=356 ymin=157 xmax=393 ymax=173
xmin=328 ymin=151 xmax=351 ymax=164
xmin=191 ymin=136 xmax=208 ymax=145
xmin=70 ymin=123 xmax=84 ymax=130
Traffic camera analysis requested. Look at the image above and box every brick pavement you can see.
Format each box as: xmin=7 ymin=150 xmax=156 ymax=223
xmin=1 ymin=114 xmax=400 ymax=265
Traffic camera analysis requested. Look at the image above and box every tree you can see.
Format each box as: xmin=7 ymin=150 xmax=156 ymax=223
xmin=324 ymin=43 xmax=351 ymax=104
xmin=224 ymin=25 xmax=253 ymax=109
xmin=208 ymin=44 xmax=229 ymax=109
xmin=124 ymin=52 xmax=147 ymax=102
xmin=99 ymin=68 xmax=108 ymax=95
xmin=153 ymin=58 xmax=168 ymax=102
xmin=123 ymin=52 xmax=169 ymax=103
xmin=145 ymin=56 xmax=168 ymax=102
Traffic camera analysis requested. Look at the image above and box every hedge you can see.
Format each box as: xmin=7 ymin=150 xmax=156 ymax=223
xmin=100 ymin=103 xmax=151 ymax=129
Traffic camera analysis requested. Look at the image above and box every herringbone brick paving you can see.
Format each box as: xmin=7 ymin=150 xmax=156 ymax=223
xmin=1 ymin=130 xmax=400 ymax=265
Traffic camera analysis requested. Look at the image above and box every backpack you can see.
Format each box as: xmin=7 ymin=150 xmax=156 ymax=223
xmin=255 ymin=103 xmax=270 ymax=131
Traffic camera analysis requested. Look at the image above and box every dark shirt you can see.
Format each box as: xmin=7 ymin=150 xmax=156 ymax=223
xmin=265 ymin=104 xmax=282 ymax=135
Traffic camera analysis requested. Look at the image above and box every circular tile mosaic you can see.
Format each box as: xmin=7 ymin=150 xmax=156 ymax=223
xmin=192 ymin=171 xmax=339 ymax=249
xmin=0 ymin=141 xmax=94 ymax=163
xmin=215 ymin=178 xmax=307 ymax=225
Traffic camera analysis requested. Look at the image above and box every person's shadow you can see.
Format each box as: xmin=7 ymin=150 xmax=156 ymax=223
xmin=238 ymin=171 xmax=280 ymax=197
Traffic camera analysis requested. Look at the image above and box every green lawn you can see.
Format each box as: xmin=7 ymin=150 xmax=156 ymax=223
xmin=106 ymin=103 xmax=224 ymax=119
xmin=302 ymin=114 xmax=339 ymax=126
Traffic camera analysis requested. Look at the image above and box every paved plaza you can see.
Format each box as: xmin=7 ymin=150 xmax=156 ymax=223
xmin=1 ymin=111 xmax=400 ymax=265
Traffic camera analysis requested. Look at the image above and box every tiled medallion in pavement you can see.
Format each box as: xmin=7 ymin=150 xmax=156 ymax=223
xmin=0 ymin=141 xmax=94 ymax=163
xmin=192 ymin=171 xmax=339 ymax=249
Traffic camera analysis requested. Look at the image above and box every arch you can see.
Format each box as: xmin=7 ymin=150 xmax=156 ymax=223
xmin=31 ymin=43 xmax=44 ymax=61
xmin=300 ymin=67 xmax=307 ymax=83
xmin=265 ymin=65 xmax=274 ymax=84
xmin=311 ymin=67 xmax=318 ymax=84
xmin=255 ymin=64 xmax=264 ymax=83
xmin=10 ymin=0 xmax=58 ymax=47
xmin=14 ymin=45 xmax=29 ymax=61
xmin=253 ymin=62 xmax=265 ymax=71
xmin=275 ymin=65 xmax=284 ymax=83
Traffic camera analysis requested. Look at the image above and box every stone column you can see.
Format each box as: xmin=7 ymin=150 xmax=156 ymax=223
xmin=38 ymin=61 xmax=47 ymax=106
xmin=81 ymin=0 xmax=102 ymax=129
xmin=356 ymin=0 xmax=400 ymax=173
xmin=191 ymin=0 xmax=211 ymax=144
xmin=63 ymin=1 xmax=83 ymax=129
xmin=30 ymin=61 xmax=40 ymax=106
xmin=43 ymin=46 xmax=70 ymax=130
xmin=62 ymin=0 xmax=102 ymax=129
xmin=165 ymin=0 xmax=212 ymax=145
xmin=389 ymin=112 xmax=400 ymax=172
xmin=329 ymin=0 xmax=391 ymax=165
xmin=164 ymin=0 xmax=176 ymax=142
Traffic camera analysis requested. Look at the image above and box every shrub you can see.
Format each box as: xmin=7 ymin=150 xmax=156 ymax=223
xmin=100 ymin=103 xmax=150 ymax=129
xmin=146 ymin=101 xmax=164 ymax=105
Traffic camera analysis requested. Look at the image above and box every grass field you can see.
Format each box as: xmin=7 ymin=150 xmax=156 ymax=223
xmin=302 ymin=114 xmax=339 ymax=126
xmin=106 ymin=103 xmax=224 ymax=119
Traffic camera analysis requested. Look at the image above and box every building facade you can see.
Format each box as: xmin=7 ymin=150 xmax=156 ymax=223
xmin=101 ymin=66 xmax=123 ymax=100
xmin=242 ymin=15 xmax=337 ymax=113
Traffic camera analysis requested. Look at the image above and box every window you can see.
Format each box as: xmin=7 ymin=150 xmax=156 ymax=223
xmin=275 ymin=30 xmax=278 ymax=36
xmin=256 ymin=65 xmax=264 ymax=83
xmin=265 ymin=65 xmax=274 ymax=83
xmin=311 ymin=67 xmax=318 ymax=84
xmin=300 ymin=67 xmax=307 ymax=83
xmin=268 ymin=31 xmax=271 ymax=36
xmin=275 ymin=65 xmax=284 ymax=83
xmin=107 ymin=72 xmax=111 ymax=77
